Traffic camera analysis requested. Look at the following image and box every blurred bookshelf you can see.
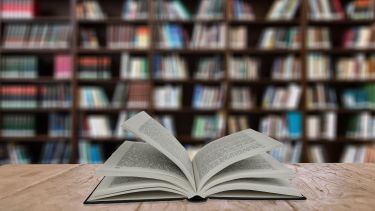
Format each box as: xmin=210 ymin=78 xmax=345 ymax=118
xmin=0 ymin=0 xmax=375 ymax=164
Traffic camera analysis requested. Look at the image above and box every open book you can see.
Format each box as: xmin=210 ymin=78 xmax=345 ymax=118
xmin=85 ymin=111 xmax=305 ymax=203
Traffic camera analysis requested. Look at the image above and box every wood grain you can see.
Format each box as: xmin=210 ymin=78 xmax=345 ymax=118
xmin=0 ymin=164 xmax=375 ymax=211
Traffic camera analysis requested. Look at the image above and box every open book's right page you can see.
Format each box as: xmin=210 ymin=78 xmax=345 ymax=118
xmin=192 ymin=129 xmax=282 ymax=190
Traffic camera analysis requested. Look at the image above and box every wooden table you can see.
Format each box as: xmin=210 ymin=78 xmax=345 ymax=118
xmin=1 ymin=164 xmax=375 ymax=211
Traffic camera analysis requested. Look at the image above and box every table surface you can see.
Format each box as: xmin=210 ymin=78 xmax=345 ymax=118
xmin=1 ymin=164 xmax=375 ymax=211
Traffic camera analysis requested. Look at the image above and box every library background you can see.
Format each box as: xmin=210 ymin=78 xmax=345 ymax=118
xmin=0 ymin=0 xmax=374 ymax=164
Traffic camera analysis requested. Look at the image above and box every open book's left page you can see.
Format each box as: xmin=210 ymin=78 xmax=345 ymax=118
xmin=121 ymin=111 xmax=196 ymax=190
xmin=95 ymin=141 xmax=195 ymax=199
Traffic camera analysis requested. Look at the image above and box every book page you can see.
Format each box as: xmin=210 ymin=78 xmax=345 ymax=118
xmin=199 ymin=153 xmax=293 ymax=193
xmin=201 ymin=178 xmax=302 ymax=198
xmin=96 ymin=141 xmax=194 ymax=196
xmin=121 ymin=112 xmax=195 ymax=190
xmin=89 ymin=176 xmax=186 ymax=201
xmin=193 ymin=129 xmax=282 ymax=190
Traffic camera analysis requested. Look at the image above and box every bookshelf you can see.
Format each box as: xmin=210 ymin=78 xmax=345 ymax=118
xmin=0 ymin=0 xmax=374 ymax=164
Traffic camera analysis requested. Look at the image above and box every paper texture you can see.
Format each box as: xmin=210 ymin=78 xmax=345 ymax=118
xmin=193 ymin=129 xmax=282 ymax=189
xmin=122 ymin=111 xmax=196 ymax=189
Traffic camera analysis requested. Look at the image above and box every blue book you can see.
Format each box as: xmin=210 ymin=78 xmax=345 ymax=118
xmin=287 ymin=112 xmax=302 ymax=139
xmin=153 ymin=54 xmax=161 ymax=78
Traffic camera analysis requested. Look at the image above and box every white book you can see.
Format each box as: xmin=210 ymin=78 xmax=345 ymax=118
xmin=287 ymin=84 xmax=301 ymax=109
xmin=85 ymin=112 xmax=304 ymax=203
xmin=324 ymin=112 xmax=336 ymax=140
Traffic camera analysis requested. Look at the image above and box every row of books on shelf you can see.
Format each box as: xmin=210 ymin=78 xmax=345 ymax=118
xmin=309 ymin=0 xmax=374 ymax=20
xmin=0 ymin=85 xmax=72 ymax=108
xmin=6 ymin=24 xmax=375 ymax=50
xmin=1 ymin=83 xmax=373 ymax=110
xmin=306 ymin=84 xmax=375 ymax=109
xmin=309 ymin=144 xmax=375 ymax=163
xmin=80 ymin=84 xmax=150 ymax=109
xmin=307 ymin=53 xmax=375 ymax=80
xmin=0 ymin=55 xmax=72 ymax=79
xmin=2 ymin=141 xmax=375 ymax=164
xmin=0 ymin=142 xmax=71 ymax=164
xmin=1 ymin=0 xmax=373 ymax=21
xmin=1 ymin=114 xmax=71 ymax=137
xmin=3 ymin=24 xmax=71 ymax=49
xmin=2 ymin=53 xmax=375 ymax=81
xmin=0 ymin=0 xmax=36 ymax=19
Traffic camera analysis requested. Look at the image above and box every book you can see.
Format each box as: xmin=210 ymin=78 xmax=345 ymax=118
xmin=342 ymin=27 xmax=375 ymax=49
xmin=307 ymin=53 xmax=332 ymax=80
xmin=0 ymin=85 xmax=38 ymax=108
xmin=40 ymin=142 xmax=71 ymax=164
xmin=307 ymin=112 xmax=337 ymax=140
xmin=155 ymin=0 xmax=191 ymax=20
xmin=345 ymin=112 xmax=375 ymax=139
xmin=40 ymin=84 xmax=72 ymax=108
xmin=306 ymin=84 xmax=337 ymax=109
xmin=192 ymin=113 xmax=225 ymax=139
xmin=0 ymin=0 xmax=36 ymax=19
xmin=107 ymin=25 xmax=150 ymax=49
xmin=267 ymin=0 xmax=300 ymax=20
xmin=1 ymin=115 xmax=35 ymax=137
xmin=258 ymin=27 xmax=301 ymax=49
xmin=346 ymin=0 xmax=374 ymax=20
xmin=155 ymin=24 xmax=187 ymax=49
xmin=126 ymin=83 xmax=150 ymax=108
xmin=261 ymin=84 xmax=302 ymax=109
xmin=153 ymin=54 xmax=188 ymax=80
xmin=155 ymin=115 xmax=176 ymax=135
xmin=342 ymin=84 xmax=375 ymax=109
xmin=120 ymin=53 xmax=148 ymax=79
xmin=270 ymin=141 xmax=302 ymax=163
xmin=80 ymin=28 xmax=100 ymax=49
xmin=153 ymin=85 xmax=182 ymax=109
xmin=79 ymin=87 xmax=109 ymax=108
xmin=229 ymin=0 xmax=255 ymax=20
xmin=336 ymin=54 xmax=375 ymax=80
xmin=228 ymin=115 xmax=249 ymax=134
xmin=259 ymin=112 xmax=302 ymax=139
xmin=49 ymin=114 xmax=71 ymax=137
xmin=271 ymin=55 xmax=301 ymax=80
xmin=85 ymin=111 xmax=304 ymax=203
xmin=192 ymin=85 xmax=224 ymax=109
xmin=122 ymin=0 xmax=148 ymax=20
xmin=341 ymin=145 xmax=375 ymax=163
xmin=79 ymin=141 xmax=104 ymax=164
xmin=5 ymin=143 xmax=31 ymax=164
xmin=82 ymin=115 xmax=112 ymax=137
xmin=307 ymin=27 xmax=331 ymax=49
xmin=3 ymin=24 xmax=71 ymax=49
xmin=115 ymin=112 xmax=137 ymax=138
xmin=76 ymin=0 xmax=106 ymax=20
xmin=228 ymin=56 xmax=259 ymax=80
xmin=308 ymin=146 xmax=327 ymax=163
xmin=230 ymin=87 xmax=254 ymax=109
xmin=196 ymin=0 xmax=224 ymax=20
xmin=230 ymin=26 xmax=247 ymax=49
xmin=54 ymin=55 xmax=73 ymax=79
xmin=193 ymin=56 xmax=224 ymax=80
xmin=0 ymin=56 xmax=37 ymax=79
xmin=190 ymin=24 xmax=226 ymax=49
xmin=308 ymin=0 xmax=344 ymax=20
xmin=78 ymin=56 xmax=111 ymax=79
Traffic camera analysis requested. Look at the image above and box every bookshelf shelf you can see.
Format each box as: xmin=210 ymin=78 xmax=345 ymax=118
xmin=0 ymin=136 xmax=70 ymax=142
xmin=1 ymin=0 xmax=374 ymax=164
xmin=1 ymin=17 xmax=71 ymax=23
xmin=0 ymin=78 xmax=71 ymax=84
xmin=228 ymin=20 xmax=300 ymax=25
xmin=0 ymin=108 xmax=71 ymax=112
